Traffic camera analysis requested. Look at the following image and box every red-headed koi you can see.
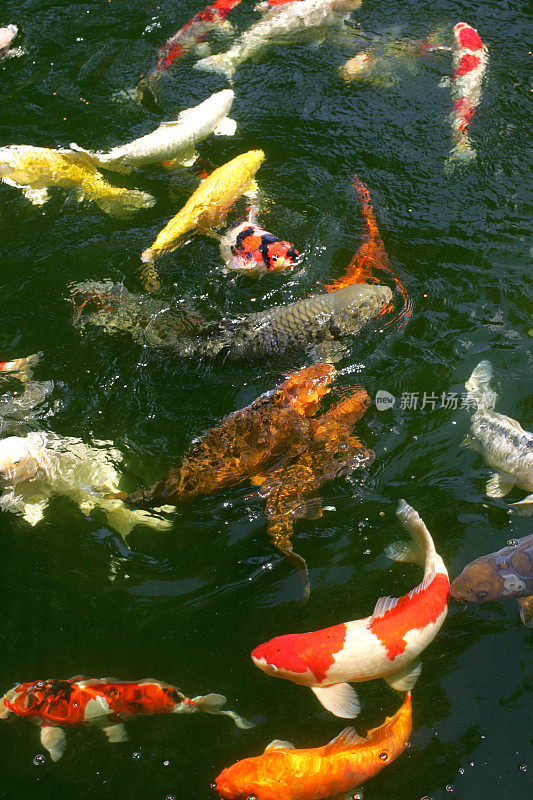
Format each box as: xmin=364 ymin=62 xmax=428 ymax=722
xmin=252 ymin=501 xmax=449 ymax=718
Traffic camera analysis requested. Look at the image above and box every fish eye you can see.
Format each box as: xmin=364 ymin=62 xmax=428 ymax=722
xmin=379 ymin=751 xmax=389 ymax=761
xmin=477 ymin=590 xmax=488 ymax=599
xmin=246 ymin=795 xmax=257 ymax=800
xmin=210 ymin=783 xmax=217 ymax=789
xmin=35 ymin=681 xmax=44 ymax=688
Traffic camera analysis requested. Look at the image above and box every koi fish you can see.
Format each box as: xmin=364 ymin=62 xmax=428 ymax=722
xmin=141 ymin=149 xmax=264 ymax=268
xmin=0 ymin=431 xmax=172 ymax=536
xmin=256 ymin=387 xmax=374 ymax=601
xmin=444 ymin=22 xmax=488 ymax=169
xmin=325 ymin=176 xmax=412 ymax=328
xmin=0 ymin=352 xmax=41 ymax=384
xmin=195 ymin=0 xmax=362 ymax=80
xmin=124 ymin=364 xmax=335 ymax=509
xmin=70 ymin=90 xmax=236 ymax=174
xmin=450 ymin=534 xmax=533 ymax=628
xmin=137 ymin=0 xmax=243 ymax=99
xmin=462 ymin=361 xmax=533 ymax=514
xmin=0 ymin=677 xmax=253 ymax=762
xmin=0 ymin=24 xmax=23 ymax=61
xmin=0 ymin=145 xmax=155 ymax=215
xmin=213 ymin=692 xmax=412 ymax=799
xmin=219 ymin=206 xmax=301 ymax=275
xmin=72 ymin=281 xmax=392 ymax=362
xmin=252 ymin=500 xmax=449 ymax=718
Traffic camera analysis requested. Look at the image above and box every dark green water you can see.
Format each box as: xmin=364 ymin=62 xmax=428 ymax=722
xmin=0 ymin=1 xmax=531 ymax=798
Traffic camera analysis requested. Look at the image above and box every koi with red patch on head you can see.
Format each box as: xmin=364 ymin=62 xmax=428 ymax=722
xmin=1 ymin=677 xmax=253 ymax=762
xmin=219 ymin=206 xmax=301 ymax=276
xmin=252 ymin=500 xmax=449 ymax=719
xmin=445 ymin=22 xmax=488 ymax=169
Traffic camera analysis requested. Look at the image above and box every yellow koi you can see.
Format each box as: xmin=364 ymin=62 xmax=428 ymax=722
xmin=141 ymin=149 xmax=265 ymax=265
xmin=0 ymin=145 xmax=155 ymax=216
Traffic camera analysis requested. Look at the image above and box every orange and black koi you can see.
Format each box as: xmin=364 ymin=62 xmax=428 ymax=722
xmin=0 ymin=677 xmax=253 ymax=761
xmin=220 ymin=208 xmax=301 ymax=275
xmin=138 ymin=0 xmax=242 ymax=97
xmin=326 ymin=176 xmax=412 ymax=329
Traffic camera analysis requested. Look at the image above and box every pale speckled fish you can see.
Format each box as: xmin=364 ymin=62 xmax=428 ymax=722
xmin=252 ymin=501 xmax=449 ymax=718
xmin=195 ymin=0 xmax=362 ymax=79
xmin=69 ymin=90 xmax=236 ymax=174
xmin=462 ymin=360 xmax=533 ymax=514
xmin=0 ymin=24 xmax=23 ymax=61
xmin=0 ymin=145 xmax=155 ymax=215
xmin=450 ymin=534 xmax=533 ymax=628
xmin=0 ymin=677 xmax=253 ymax=762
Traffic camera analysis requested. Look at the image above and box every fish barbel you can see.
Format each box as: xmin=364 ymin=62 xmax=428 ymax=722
xmin=462 ymin=360 xmax=533 ymax=513
xmin=0 ymin=145 xmax=155 ymax=215
xmin=69 ymin=90 xmax=236 ymax=174
xmin=252 ymin=501 xmax=449 ymax=718
xmin=125 ymin=364 xmax=335 ymax=508
xmin=0 ymin=677 xmax=254 ymax=762
xmin=450 ymin=534 xmax=533 ymax=628
xmin=195 ymin=0 xmax=362 ymax=79
xmin=213 ymin=692 xmax=412 ymax=800
xmin=141 ymin=149 xmax=265 ymax=264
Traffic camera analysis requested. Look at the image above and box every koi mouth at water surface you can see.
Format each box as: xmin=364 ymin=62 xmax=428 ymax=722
xmin=325 ymin=176 xmax=413 ymax=330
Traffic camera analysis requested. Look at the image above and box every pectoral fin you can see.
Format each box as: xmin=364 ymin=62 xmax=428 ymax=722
xmin=384 ymin=659 xmax=422 ymax=692
xmin=102 ymin=723 xmax=129 ymax=743
xmin=213 ymin=116 xmax=237 ymax=137
xmin=510 ymin=494 xmax=533 ymax=516
xmin=22 ymin=186 xmax=50 ymax=205
xmin=40 ymin=726 xmax=67 ymax=761
xmin=486 ymin=472 xmax=515 ymax=498
xmin=243 ymin=178 xmax=258 ymax=200
xmin=518 ymin=596 xmax=533 ymax=628
xmin=311 ymin=683 xmax=361 ymax=718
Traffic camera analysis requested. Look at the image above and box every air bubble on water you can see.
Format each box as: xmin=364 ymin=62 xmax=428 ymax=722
xmin=166 ymin=795 xmax=176 ymax=800
xmin=507 ymin=539 xmax=518 ymax=546
xmin=405 ymin=742 xmax=411 ymax=748
xmin=468 ymin=761 xmax=474 ymax=767
xmin=33 ymin=754 xmax=45 ymax=766
xmin=446 ymin=786 xmax=453 ymax=792
xmin=352 ymin=793 xmax=363 ymax=800
xmin=163 ymin=760 xmax=170 ymax=766
xmin=132 ymin=751 xmax=141 ymax=760
xmin=458 ymin=768 xmax=464 ymax=774
xmin=519 ymin=764 xmax=527 ymax=772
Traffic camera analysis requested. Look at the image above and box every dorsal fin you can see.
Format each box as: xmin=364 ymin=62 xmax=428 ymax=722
xmin=371 ymin=595 xmax=400 ymax=621
xmin=264 ymin=739 xmax=295 ymax=752
xmin=324 ymin=727 xmax=365 ymax=753
xmin=407 ymin=566 xmax=436 ymax=600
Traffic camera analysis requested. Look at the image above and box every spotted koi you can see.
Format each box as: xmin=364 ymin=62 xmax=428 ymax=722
xmin=0 ymin=677 xmax=253 ymax=762
xmin=445 ymin=22 xmax=488 ymax=168
xmin=137 ymin=0 xmax=242 ymax=99
xmin=220 ymin=206 xmax=301 ymax=275
xmin=252 ymin=500 xmax=449 ymax=718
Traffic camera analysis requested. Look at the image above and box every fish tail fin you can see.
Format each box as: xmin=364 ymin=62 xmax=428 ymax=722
xmin=511 ymin=494 xmax=533 ymax=516
xmin=465 ymin=360 xmax=495 ymax=409
xmin=445 ymin=137 xmax=476 ymax=172
xmin=192 ymin=694 xmax=255 ymax=729
xmin=104 ymin=503 xmax=172 ymax=539
xmin=92 ymin=186 xmax=155 ymax=217
xmin=385 ymin=500 xmax=435 ymax=569
xmin=194 ymin=52 xmax=235 ymax=80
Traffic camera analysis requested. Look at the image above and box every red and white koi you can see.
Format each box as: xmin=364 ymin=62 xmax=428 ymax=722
xmin=0 ymin=352 xmax=41 ymax=384
xmin=0 ymin=677 xmax=254 ymax=761
xmin=252 ymin=500 xmax=449 ymax=718
xmin=137 ymin=0 xmax=242 ymax=98
xmin=219 ymin=206 xmax=301 ymax=275
xmin=445 ymin=22 xmax=488 ymax=168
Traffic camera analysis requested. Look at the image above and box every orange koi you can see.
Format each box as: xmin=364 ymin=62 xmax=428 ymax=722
xmin=326 ymin=176 xmax=412 ymax=328
xmin=213 ymin=692 xmax=412 ymax=800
